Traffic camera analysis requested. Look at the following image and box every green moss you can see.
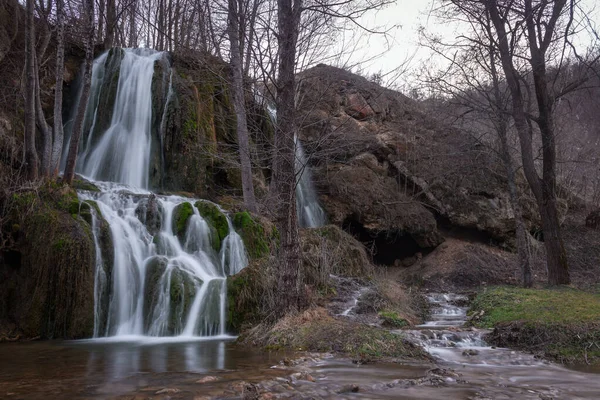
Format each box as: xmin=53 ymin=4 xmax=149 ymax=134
xmin=232 ymin=212 xmax=274 ymax=260
xmin=72 ymin=178 xmax=100 ymax=192
xmin=258 ymin=308 xmax=428 ymax=362
xmin=379 ymin=311 xmax=409 ymax=328
xmin=469 ymin=286 xmax=600 ymax=327
xmin=168 ymin=270 xmax=197 ymax=333
xmin=5 ymin=184 xmax=97 ymax=339
xmin=195 ymin=200 xmax=229 ymax=252
xmin=226 ymin=264 xmax=262 ymax=333
xmin=469 ymin=286 xmax=600 ymax=365
xmin=172 ymin=202 xmax=194 ymax=240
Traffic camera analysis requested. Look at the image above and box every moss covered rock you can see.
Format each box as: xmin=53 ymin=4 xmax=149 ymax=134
xmin=0 ymin=183 xmax=96 ymax=339
xmin=195 ymin=200 xmax=228 ymax=252
xmin=80 ymin=200 xmax=114 ymax=335
xmin=226 ymin=258 xmax=268 ymax=333
xmin=172 ymin=202 xmax=194 ymax=241
xmin=143 ymin=257 xmax=198 ymax=334
xmin=243 ymin=307 xmax=429 ymax=362
xmin=168 ymin=269 xmax=198 ymax=334
xmin=232 ymin=211 xmax=277 ymax=260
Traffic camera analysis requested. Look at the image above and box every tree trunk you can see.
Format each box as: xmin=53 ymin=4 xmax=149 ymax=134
xmin=50 ymin=0 xmax=65 ymax=176
xmin=228 ymin=0 xmax=258 ymax=213
xmin=271 ymin=0 xmax=302 ymax=316
xmin=64 ymin=0 xmax=95 ymax=184
xmin=539 ymin=197 xmax=570 ymax=284
xmin=34 ymin=51 xmax=52 ymax=176
xmin=128 ymin=0 xmax=137 ymax=47
xmin=24 ymin=0 xmax=38 ymax=180
xmin=103 ymin=0 xmax=116 ymax=49
xmin=498 ymin=126 xmax=533 ymax=287
xmin=487 ymin=39 xmax=533 ymax=288
xmin=486 ymin=0 xmax=570 ymax=285
xmin=98 ymin=0 xmax=105 ymax=43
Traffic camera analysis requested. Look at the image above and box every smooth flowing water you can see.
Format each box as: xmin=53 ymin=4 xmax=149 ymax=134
xmin=398 ymin=293 xmax=600 ymax=399
xmin=75 ymin=48 xmax=166 ymax=188
xmin=295 ymin=137 xmax=327 ymax=228
xmin=65 ymin=49 xmax=248 ymax=339
xmin=79 ymin=181 xmax=247 ymax=339
xmin=264 ymin=102 xmax=326 ymax=228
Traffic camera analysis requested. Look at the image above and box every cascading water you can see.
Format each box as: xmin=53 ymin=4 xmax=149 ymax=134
xmin=264 ymin=103 xmax=327 ymax=228
xmin=295 ymin=137 xmax=327 ymax=228
xmin=76 ymin=48 xmax=163 ymax=188
xmin=72 ymin=49 xmax=248 ymax=340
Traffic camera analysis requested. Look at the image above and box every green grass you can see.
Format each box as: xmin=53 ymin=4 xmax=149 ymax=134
xmin=470 ymin=286 xmax=600 ymax=328
xmin=469 ymin=286 xmax=600 ymax=365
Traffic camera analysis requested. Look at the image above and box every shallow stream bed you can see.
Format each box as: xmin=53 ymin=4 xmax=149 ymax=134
xmin=2 ymin=294 xmax=600 ymax=399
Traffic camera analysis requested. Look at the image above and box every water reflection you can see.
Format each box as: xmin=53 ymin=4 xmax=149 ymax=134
xmin=79 ymin=339 xmax=228 ymax=381
xmin=0 ymin=339 xmax=265 ymax=399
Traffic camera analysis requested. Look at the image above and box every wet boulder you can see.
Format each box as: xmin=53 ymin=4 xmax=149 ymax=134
xmin=195 ymin=200 xmax=228 ymax=252
xmin=172 ymin=202 xmax=194 ymax=241
xmin=135 ymin=194 xmax=163 ymax=235
xmin=232 ymin=211 xmax=277 ymax=260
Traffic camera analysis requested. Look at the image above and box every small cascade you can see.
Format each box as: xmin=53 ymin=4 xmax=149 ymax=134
xmin=403 ymin=293 xmax=548 ymax=367
xmin=79 ymin=182 xmax=247 ymax=338
xmin=263 ymin=101 xmax=327 ymax=228
xmin=295 ymin=137 xmax=326 ymax=228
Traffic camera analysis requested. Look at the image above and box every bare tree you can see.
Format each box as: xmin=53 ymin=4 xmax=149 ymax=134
xmin=421 ymin=3 xmax=533 ymax=287
xmin=64 ymin=0 xmax=96 ymax=184
xmin=484 ymin=0 xmax=571 ymax=285
xmin=50 ymin=0 xmax=65 ymax=176
xmin=228 ymin=0 xmax=258 ymax=212
xmin=270 ymin=0 xmax=303 ymax=314
xmin=24 ymin=0 xmax=39 ymax=180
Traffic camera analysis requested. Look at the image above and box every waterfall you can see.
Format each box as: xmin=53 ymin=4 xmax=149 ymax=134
xmin=72 ymin=49 xmax=248 ymax=340
xmin=264 ymin=103 xmax=327 ymax=228
xmin=294 ymin=137 xmax=326 ymax=228
xmin=76 ymin=48 xmax=164 ymax=189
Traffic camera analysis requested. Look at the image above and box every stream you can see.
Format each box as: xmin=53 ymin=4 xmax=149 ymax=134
xmin=2 ymin=292 xmax=600 ymax=399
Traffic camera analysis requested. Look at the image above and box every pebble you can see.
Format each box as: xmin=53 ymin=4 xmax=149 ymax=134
xmin=155 ymin=388 xmax=181 ymax=394
xmin=196 ymin=376 xmax=219 ymax=384
xmin=337 ymin=384 xmax=360 ymax=394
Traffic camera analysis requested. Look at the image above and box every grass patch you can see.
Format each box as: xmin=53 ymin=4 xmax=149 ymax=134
xmin=470 ymin=286 xmax=600 ymax=365
xmin=243 ymin=307 xmax=429 ymax=363
xmin=470 ymin=286 xmax=600 ymax=327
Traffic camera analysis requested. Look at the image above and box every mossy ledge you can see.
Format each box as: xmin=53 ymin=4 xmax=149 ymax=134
xmin=171 ymin=202 xmax=194 ymax=241
xmin=195 ymin=200 xmax=228 ymax=252
xmin=232 ymin=211 xmax=278 ymax=260
xmin=0 ymin=182 xmax=96 ymax=340
xmin=241 ymin=307 xmax=430 ymax=363
xmin=469 ymin=286 xmax=600 ymax=365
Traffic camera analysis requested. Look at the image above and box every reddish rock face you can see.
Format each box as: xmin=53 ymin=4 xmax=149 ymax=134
xmin=344 ymin=92 xmax=375 ymax=120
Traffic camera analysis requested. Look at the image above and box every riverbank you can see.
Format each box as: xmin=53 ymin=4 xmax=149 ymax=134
xmin=468 ymin=286 xmax=600 ymax=365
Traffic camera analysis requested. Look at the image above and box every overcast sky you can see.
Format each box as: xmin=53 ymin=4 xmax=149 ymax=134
xmin=346 ymin=0 xmax=600 ymax=88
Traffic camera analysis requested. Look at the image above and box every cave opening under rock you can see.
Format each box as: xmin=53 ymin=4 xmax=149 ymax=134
xmin=342 ymin=218 xmax=433 ymax=266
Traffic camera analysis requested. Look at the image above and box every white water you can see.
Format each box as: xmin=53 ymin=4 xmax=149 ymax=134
xmin=73 ymin=49 xmax=248 ymax=340
xmin=80 ymin=181 xmax=247 ymax=339
xmin=76 ymin=48 xmax=165 ymax=188
xmin=295 ymin=137 xmax=327 ymax=228
xmin=264 ymin=103 xmax=326 ymax=228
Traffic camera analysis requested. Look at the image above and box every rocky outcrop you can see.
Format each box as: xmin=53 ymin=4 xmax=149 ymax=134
xmin=0 ymin=185 xmax=97 ymax=339
xmin=296 ymin=64 xmax=540 ymax=262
